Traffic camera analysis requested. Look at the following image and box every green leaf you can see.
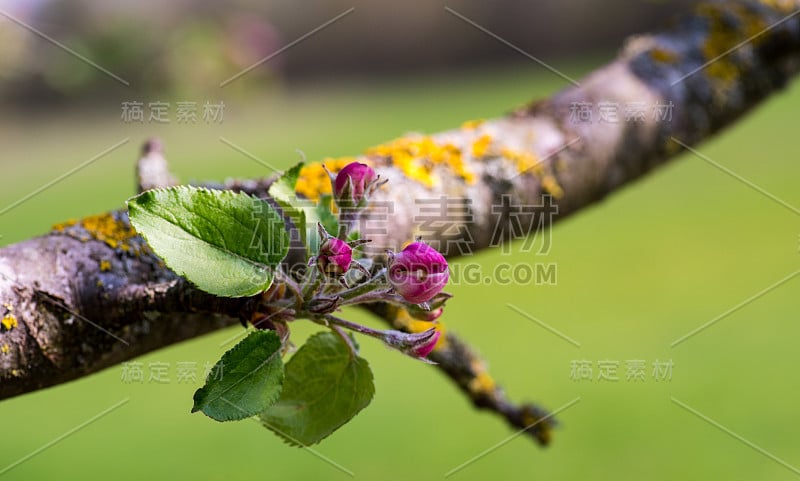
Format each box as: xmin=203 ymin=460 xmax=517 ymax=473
xmin=127 ymin=186 xmax=290 ymax=297
xmin=192 ymin=330 xmax=284 ymax=421
xmin=268 ymin=162 xmax=303 ymax=206
xmin=268 ymin=163 xmax=306 ymax=247
xmin=260 ymin=331 xmax=374 ymax=446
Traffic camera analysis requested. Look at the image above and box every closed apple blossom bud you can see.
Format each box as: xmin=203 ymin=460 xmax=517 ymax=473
xmin=388 ymin=241 xmax=449 ymax=304
xmin=412 ymin=329 xmax=441 ymax=358
xmin=381 ymin=327 xmax=441 ymax=361
xmin=317 ymin=236 xmax=352 ymax=277
xmin=333 ymin=162 xmax=378 ymax=208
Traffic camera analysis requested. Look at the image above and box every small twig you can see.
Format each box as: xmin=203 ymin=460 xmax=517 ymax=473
xmin=323 ymin=313 xmax=388 ymax=339
xmin=136 ymin=137 xmax=177 ymax=192
xmin=275 ymin=270 xmax=303 ymax=309
xmin=336 ymin=269 xmax=387 ymax=301
xmin=300 ymin=268 xmax=322 ymax=301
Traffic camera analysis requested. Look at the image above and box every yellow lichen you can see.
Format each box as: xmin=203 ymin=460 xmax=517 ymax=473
xmin=461 ymin=119 xmax=485 ymax=130
xmin=367 ymin=136 xmax=476 ymax=187
xmin=51 ymin=219 xmax=77 ymax=232
xmin=297 ymin=134 xmax=481 ymax=194
xmin=502 ymin=147 xmax=565 ymax=197
xmin=541 ymin=175 xmax=565 ymax=199
xmin=1 ymin=344 xmax=8 ymax=355
xmin=99 ymin=260 xmax=112 ymax=272
xmin=649 ymin=47 xmax=678 ymax=64
xmin=502 ymin=147 xmax=543 ymax=176
xmin=466 ymin=358 xmax=498 ymax=399
xmin=666 ymin=138 xmax=683 ymax=155
xmin=522 ymin=410 xmax=552 ymax=444
xmin=81 ymin=213 xmax=138 ymax=250
xmin=705 ymin=56 xmax=738 ymax=86
xmin=471 ymin=134 xmax=493 ymax=158
xmin=1 ymin=314 xmax=17 ymax=331
xmin=698 ymin=3 xmax=767 ymax=90
xmin=468 ymin=371 xmax=497 ymax=396
xmin=760 ymin=0 xmax=796 ymax=13
xmin=53 ymin=213 xmax=139 ymax=252
xmin=295 ymin=157 xmax=358 ymax=201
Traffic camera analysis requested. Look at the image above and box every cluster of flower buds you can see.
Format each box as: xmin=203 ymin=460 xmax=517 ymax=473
xmin=298 ymin=161 xmax=450 ymax=360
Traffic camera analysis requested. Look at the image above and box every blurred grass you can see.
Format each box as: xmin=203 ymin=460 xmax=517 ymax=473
xmin=0 ymin=61 xmax=799 ymax=481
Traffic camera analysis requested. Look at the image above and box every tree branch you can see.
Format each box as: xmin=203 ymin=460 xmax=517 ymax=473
xmin=1 ymin=0 xmax=798 ymax=446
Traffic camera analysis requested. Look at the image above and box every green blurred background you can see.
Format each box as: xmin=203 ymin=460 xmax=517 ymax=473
xmin=1 ymin=1 xmax=799 ymax=480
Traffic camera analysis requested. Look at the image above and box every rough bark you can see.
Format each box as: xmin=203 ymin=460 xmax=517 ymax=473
xmin=1 ymin=0 xmax=798 ymax=446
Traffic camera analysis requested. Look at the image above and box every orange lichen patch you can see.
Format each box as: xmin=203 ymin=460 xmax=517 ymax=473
xmin=665 ymin=137 xmax=683 ymax=155
xmin=51 ymin=219 xmax=78 ymax=232
xmin=471 ymin=134 xmax=493 ymax=158
xmin=366 ymin=136 xmax=476 ymax=187
xmin=502 ymin=147 xmax=565 ymax=197
xmin=521 ymin=410 xmax=552 ymax=443
xmin=461 ymin=119 xmax=485 ymax=130
xmin=99 ymin=260 xmax=112 ymax=272
xmin=53 ymin=212 xmax=140 ymax=253
xmin=541 ymin=175 xmax=565 ymax=199
xmin=1 ymin=313 xmax=17 ymax=331
xmin=502 ymin=147 xmax=543 ymax=176
xmin=82 ymin=213 xmax=137 ymax=250
xmin=466 ymin=358 xmax=498 ymax=399
xmin=295 ymin=157 xmax=358 ymax=201
xmin=0 ymin=344 xmax=8 ymax=355
xmin=649 ymin=47 xmax=678 ymax=64
xmin=698 ymin=3 xmax=767 ymax=89
xmin=760 ymin=0 xmax=796 ymax=13
xmin=393 ymin=307 xmax=447 ymax=350
xmin=468 ymin=370 xmax=497 ymax=396
xmin=704 ymin=55 xmax=738 ymax=86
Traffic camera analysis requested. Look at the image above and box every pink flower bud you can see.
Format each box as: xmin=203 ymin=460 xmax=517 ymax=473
xmin=380 ymin=327 xmax=441 ymax=361
xmin=388 ymin=241 xmax=449 ymax=304
xmin=334 ymin=162 xmax=377 ymax=207
xmin=317 ymin=237 xmax=352 ymax=276
xmin=412 ymin=329 xmax=441 ymax=358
